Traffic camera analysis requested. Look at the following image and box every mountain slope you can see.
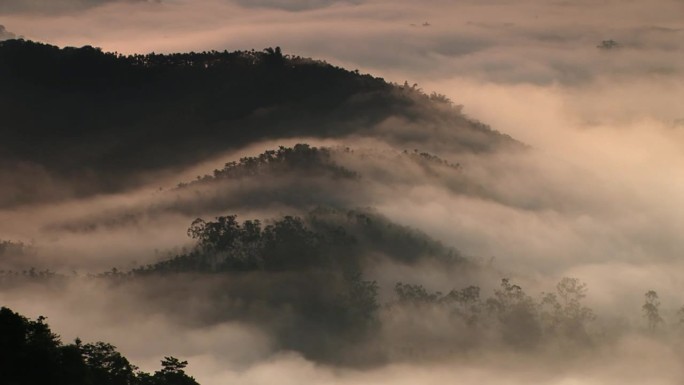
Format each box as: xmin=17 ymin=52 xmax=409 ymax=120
xmin=0 ymin=39 xmax=518 ymax=207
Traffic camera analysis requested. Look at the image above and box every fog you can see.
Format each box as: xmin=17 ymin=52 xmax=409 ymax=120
xmin=2 ymin=0 xmax=684 ymax=384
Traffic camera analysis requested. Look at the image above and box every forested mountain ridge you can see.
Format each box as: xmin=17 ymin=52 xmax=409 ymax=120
xmin=0 ymin=39 xmax=518 ymax=207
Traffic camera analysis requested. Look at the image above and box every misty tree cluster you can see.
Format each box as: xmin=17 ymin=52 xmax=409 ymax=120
xmin=638 ymin=290 xmax=684 ymax=334
xmin=385 ymin=281 xmax=684 ymax=359
xmin=0 ymin=307 xmax=199 ymax=385
xmin=389 ymin=277 xmax=596 ymax=353
xmin=0 ymin=268 xmax=59 ymax=285
xmin=0 ymin=240 xmax=29 ymax=257
xmin=129 ymin=209 xmax=458 ymax=362
xmin=597 ymin=39 xmax=620 ymax=50
xmin=402 ymin=149 xmax=461 ymax=170
xmin=0 ymin=241 xmax=38 ymax=277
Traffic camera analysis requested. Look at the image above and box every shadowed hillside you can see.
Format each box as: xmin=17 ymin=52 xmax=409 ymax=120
xmin=0 ymin=39 xmax=517 ymax=207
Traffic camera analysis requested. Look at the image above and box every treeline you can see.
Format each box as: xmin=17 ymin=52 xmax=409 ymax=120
xmin=183 ymin=145 xmax=461 ymax=187
xmin=0 ymin=40 xmax=357 ymax=88
xmin=133 ymin=208 xmax=460 ymax=275
xmin=180 ymin=144 xmax=358 ymax=187
xmin=0 ymin=268 xmax=59 ymax=282
xmin=388 ymin=278 xmax=596 ymax=352
xmin=0 ymin=307 xmax=199 ymax=385
xmin=386 ymin=280 xmax=684 ymax=360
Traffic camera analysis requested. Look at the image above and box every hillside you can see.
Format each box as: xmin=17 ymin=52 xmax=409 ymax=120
xmin=0 ymin=39 xmax=517 ymax=207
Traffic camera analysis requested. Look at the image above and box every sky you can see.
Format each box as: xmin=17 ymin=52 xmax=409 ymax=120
xmin=2 ymin=0 xmax=684 ymax=384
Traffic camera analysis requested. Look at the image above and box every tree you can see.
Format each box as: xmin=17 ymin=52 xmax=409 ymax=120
xmin=394 ymin=282 xmax=441 ymax=304
xmin=160 ymin=357 xmax=188 ymax=374
xmin=445 ymin=285 xmax=482 ymax=326
xmin=597 ymin=39 xmax=619 ymax=50
xmin=81 ymin=342 xmax=137 ymax=385
xmin=642 ymin=290 xmax=663 ymax=332
xmin=144 ymin=357 xmax=199 ymax=385
xmin=486 ymin=279 xmax=541 ymax=348
xmin=187 ymin=216 xmax=241 ymax=252
xmin=345 ymin=272 xmax=379 ymax=323
xmin=539 ymin=278 xmax=595 ymax=341
xmin=0 ymin=308 xmax=64 ymax=384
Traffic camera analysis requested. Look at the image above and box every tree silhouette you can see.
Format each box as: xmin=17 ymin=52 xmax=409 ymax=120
xmin=643 ymin=290 xmax=663 ymax=332
xmin=81 ymin=342 xmax=137 ymax=385
xmin=0 ymin=306 xmax=201 ymax=385
xmin=140 ymin=357 xmax=199 ymax=385
xmin=483 ymin=279 xmax=541 ymax=348
xmin=538 ymin=277 xmax=595 ymax=343
xmin=395 ymin=282 xmax=442 ymax=304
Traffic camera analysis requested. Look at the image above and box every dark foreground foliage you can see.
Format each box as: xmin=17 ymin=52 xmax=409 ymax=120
xmin=0 ymin=306 xmax=199 ymax=385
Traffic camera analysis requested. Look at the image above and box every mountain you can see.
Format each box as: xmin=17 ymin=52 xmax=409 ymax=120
xmin=0 ymin=39 xmax=552 ymax=370
xmin=0 ymin=39 xmax=518 ymax=207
